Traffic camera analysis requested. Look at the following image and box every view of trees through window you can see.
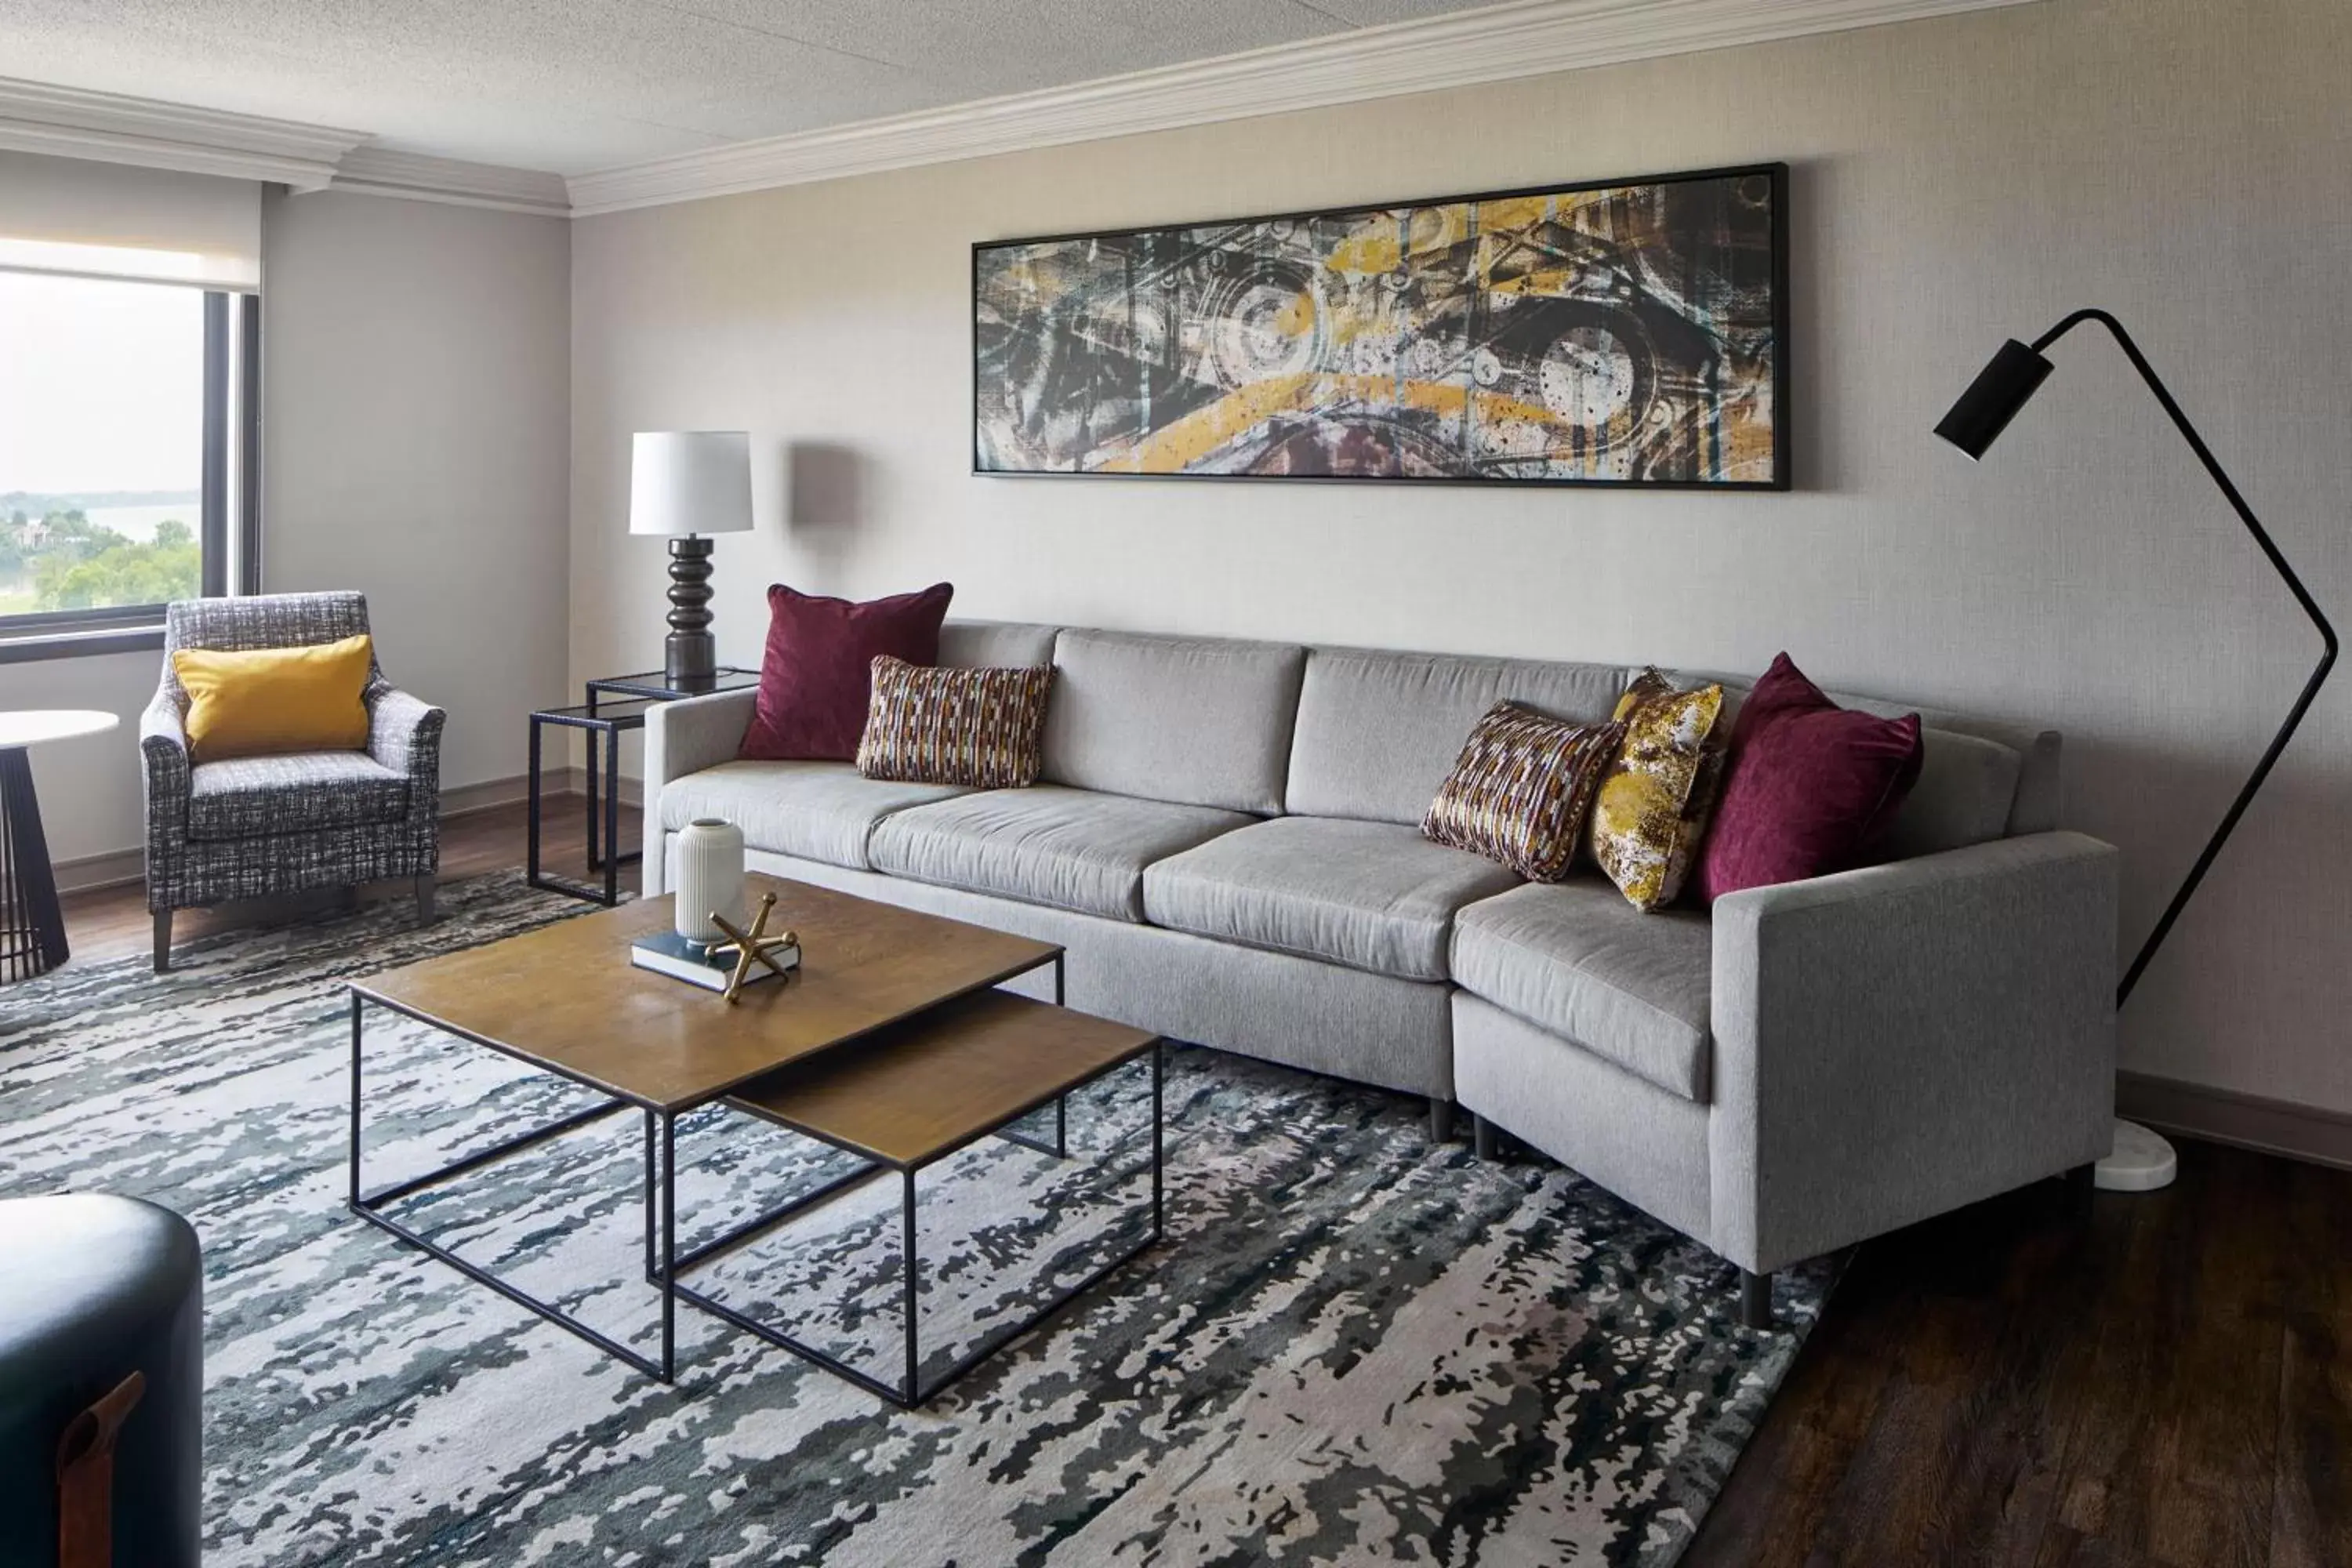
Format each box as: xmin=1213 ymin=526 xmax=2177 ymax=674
xmin=0 ymin=270 xmax=207 ymax=617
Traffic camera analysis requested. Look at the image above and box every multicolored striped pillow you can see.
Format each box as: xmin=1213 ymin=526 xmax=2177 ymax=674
xmin=1421 ymin=701 xmax=1627 ymax=881
xmin=855 ymin=655 xmax=1054 ymax=788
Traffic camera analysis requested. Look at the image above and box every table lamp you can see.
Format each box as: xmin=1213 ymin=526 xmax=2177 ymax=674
xmin=630 ymin=430 xmax=753 ymax=690
xmin=1936 ymin=309 xmax=2338 ymax=1191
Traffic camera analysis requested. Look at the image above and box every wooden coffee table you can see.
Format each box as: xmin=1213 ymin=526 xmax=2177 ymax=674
xmin=347 ymin=876 xmax=1163 ymax=1397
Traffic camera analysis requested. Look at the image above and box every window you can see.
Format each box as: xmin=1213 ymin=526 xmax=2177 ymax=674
xmin=0 ymin=263 xmax=258 ymax=656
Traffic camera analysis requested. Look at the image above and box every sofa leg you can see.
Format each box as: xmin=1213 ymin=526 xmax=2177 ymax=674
xmin=414 ymin=873 xmax=437 ymax=925
xmin=151 ymin=910 xmax=172 ymax=975
xmin=2063 ymin=1161 xmax=2095 ymax=1221
xmin=1428 ymin=1098 xmax=1454 ymax=1145
xmin=1472 ymin=1114 xmax=1497 ymax=1161
xmin=1740 ymin=1269 xmax=1774 ymax=1330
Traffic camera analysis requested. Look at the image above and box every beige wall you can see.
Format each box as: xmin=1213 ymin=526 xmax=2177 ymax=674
xmin=0 ymin=650 xmax=159 ymax=869
xmin=264 ymin=189 xmax=573 ymax=802
xmin=570 ymin=0 xmax=2352 ymax=1114
xmin=5 ymin=181 xmax=574 ymax=877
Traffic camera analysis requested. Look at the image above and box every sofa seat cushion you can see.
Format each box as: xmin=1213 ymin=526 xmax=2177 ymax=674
xmin=186 ymin=752 xmax=410 ymax=840
xmin=869 ymin=786 xmax=1254 ymax=922
xmin=1450 ymin=880 xmax=1714 ymax=1102
xmin=659 ymin=760 xmax=970 ymax=872
xmin=1143 ymin=816 xmax=1520 ymax=982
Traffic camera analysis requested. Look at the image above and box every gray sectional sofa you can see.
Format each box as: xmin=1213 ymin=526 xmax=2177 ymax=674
xmin=644 ymin=620 xmax=2119 ymax=1325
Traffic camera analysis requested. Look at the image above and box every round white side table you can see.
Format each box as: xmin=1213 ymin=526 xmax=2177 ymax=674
xmin=0 ymin=710 xmax=120 ymax=982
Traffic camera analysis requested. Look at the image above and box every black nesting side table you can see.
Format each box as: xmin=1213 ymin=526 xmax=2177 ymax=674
xmin=526 ymin=668 xmax=757 ymax=906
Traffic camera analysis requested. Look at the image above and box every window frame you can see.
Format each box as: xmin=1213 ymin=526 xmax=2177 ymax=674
xmin=0 ymin=272 xmax=261 ymax=664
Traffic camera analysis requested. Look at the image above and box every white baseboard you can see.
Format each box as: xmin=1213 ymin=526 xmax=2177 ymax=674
xmin=51 ymin=846 xmax=146 ymax=895
xmin=2116 ymin=1069 xmax=2352 ymax=1173
xmin=53 ymin=769 xmax=644 ymax=895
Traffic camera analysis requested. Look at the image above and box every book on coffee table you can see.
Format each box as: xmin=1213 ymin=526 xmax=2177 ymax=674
xmin=629 ymin=928 xmax=800 ymax=993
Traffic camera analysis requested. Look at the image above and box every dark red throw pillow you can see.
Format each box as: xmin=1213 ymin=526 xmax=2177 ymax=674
xmin=1697 ymin=652 xmax=1924 ymax=904
xmin=737 ymin=583 xmax=953 ymax=761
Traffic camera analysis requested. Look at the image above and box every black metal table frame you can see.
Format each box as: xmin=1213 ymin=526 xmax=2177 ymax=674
xmin=347 ymin=953 xmax=1166 ymax=1403
xmin=524 ymin=702 xmax=633 ymax=906
xmin=524 ymin=670 xmax=757 ymax=907
xmin=680 ymin=1036 xmax=1162 ymax=1409
xmin=579 ymin=670 xmax=755 ymax=878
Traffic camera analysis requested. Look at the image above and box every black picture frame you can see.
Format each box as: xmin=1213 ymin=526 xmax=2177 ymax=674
xmin=971 ymin=161 xmax=1791 ymax=491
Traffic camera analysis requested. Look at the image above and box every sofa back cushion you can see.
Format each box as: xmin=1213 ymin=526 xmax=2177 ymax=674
xmin=1287 ymin=646 xmax=1627 ymax=826
xmin=1672 ymin=667 xmax=2056 ymax=855
xmin=940 ymin=619 xmax=1058 ymax=670
xmin=1041 ymin=630 xmax=1306 ymax=815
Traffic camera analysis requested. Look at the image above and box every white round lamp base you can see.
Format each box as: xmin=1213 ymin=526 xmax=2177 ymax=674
xmin=2093 ymin=1118 xmax=2178 ymax=1192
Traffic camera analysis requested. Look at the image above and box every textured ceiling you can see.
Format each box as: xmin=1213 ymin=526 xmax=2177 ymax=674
xmin=0 ymin=0 xmax=1503 ymax=176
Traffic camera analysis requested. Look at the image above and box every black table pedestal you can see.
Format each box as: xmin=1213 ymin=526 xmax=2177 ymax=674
xmin=0 ymin=746 xmax=67 ymax=983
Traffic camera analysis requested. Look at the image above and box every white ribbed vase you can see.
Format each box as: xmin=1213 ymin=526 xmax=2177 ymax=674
xmin=672 ymin=818 xmax=746 ymax=946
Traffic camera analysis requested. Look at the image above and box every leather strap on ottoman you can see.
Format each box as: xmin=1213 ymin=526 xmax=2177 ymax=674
xmin=0 ymin=1196 xmax=202 ymax=1568
xmin=56 ymin=1371 xmax=145 ymax=1568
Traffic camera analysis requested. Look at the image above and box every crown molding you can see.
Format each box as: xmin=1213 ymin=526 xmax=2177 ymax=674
xmin=566 ymin=0 xmax=2042 ymax=216
xmin=328 ymin=147 xmax=572 ymax=216
xmin=0 ymin=75 xmax=365 ymax=188
xmin=0 ymin=76 xmax=568 ymax=212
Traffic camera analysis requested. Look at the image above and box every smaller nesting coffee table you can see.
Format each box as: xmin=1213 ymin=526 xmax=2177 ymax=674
xmin=347 ymin=877 xmax=1163 ymax=1404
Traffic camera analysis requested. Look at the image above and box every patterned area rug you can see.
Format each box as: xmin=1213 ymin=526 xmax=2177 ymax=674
xmin=0 ymin=874 xmax=1829 ymax=1566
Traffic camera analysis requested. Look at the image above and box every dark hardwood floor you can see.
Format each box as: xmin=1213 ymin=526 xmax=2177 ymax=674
xmin=52 ymin=798 xmax=2352 ymax=1565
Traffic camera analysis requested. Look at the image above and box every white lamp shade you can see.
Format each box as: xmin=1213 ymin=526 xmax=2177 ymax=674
xmin=630 ymin=431 xmax=753 ymax=537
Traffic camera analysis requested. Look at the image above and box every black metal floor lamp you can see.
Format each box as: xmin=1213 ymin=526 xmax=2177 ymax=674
xmin=1936 ymin=308 xmax=2338 ymax=1189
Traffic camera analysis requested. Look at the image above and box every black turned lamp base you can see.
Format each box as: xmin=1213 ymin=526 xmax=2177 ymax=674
xmin=665 ymin=635 xmax=717 ymax=692
xmin=664 ymin=534 xmax=718 ymax=691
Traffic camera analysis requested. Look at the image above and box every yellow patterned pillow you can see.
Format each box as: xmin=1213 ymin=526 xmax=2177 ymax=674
xmin=1587 ymin=669 xmax=1726 ymax=910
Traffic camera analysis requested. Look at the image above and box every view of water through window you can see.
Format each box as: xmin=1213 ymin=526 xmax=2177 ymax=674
xmin=0 ymin=268 xmax=206 ymax=616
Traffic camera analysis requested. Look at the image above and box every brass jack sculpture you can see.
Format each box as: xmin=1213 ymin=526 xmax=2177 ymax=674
xmin=706 ymin=892 xmax=800 ymax=1004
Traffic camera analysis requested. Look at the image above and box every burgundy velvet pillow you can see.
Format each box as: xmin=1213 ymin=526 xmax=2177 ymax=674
xmin=737 ymin=583 xmax=953 ymax=761
xmin=1697 ymin=652 xmax=1924 ymax=904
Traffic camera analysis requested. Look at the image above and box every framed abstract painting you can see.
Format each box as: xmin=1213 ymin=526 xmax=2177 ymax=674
xmin=972 ymin=162 xmax=1788 ymax=489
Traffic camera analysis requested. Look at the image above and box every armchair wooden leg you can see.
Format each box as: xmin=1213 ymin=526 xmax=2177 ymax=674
xmin=151 ymin=911 xmax=171 ymax=975
xmin=1428 ymin=1098 xmax=1454 ymax=1145
xmin=1472 ymin=1114 xmax=1497 ymax=1161
xmin=414 ymin=873 xmax=436 ymax=925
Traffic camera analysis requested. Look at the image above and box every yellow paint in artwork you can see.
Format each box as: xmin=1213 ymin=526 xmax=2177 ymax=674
xmin=1476 ymin=194 xmax=1553 ymax=233
xmin=1326 ymin=229 xmax=1402 ymax=275
xmin=1094 ymin=374 xmax=1573 ymax=474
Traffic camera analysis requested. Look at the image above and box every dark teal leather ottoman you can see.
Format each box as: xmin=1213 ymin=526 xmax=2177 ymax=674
xmin=0 ymin=1195 xmax=202 ymax=1568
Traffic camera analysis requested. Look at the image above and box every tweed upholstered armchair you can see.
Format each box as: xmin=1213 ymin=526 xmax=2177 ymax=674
xmin=141 ymin=593 xmax=444 ymax=971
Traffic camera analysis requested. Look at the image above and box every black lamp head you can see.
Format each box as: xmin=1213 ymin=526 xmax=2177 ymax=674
xmin=1935 ymin=338 xmax=2055 ymax=459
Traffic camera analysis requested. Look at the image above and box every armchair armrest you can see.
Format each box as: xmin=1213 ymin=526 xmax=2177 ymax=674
xmin=1708 ymin=830 xmax=2119 ymax=1275
xmin=368 ymin=687 xmax=447 ymax=788
xmin=139 ymin=685 xmax=191 ymax=809
xmin=641 ymin=688 xmax=757 ymax=893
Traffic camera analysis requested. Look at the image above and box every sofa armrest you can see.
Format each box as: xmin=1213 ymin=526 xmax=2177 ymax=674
xmin=641 ymin=688 xmax=757 ymax=893
xmin=368 ymin=687 xmax=447 ymax=792
xmin=1708 ymin=830 xmax=2119 ymax=1275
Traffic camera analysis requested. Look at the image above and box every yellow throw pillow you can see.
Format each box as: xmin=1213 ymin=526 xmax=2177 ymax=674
xmin=172 ymin=633 xmax=374 ymax=763
xmin=1587 ymin=668 xmax=1726 ymax=910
